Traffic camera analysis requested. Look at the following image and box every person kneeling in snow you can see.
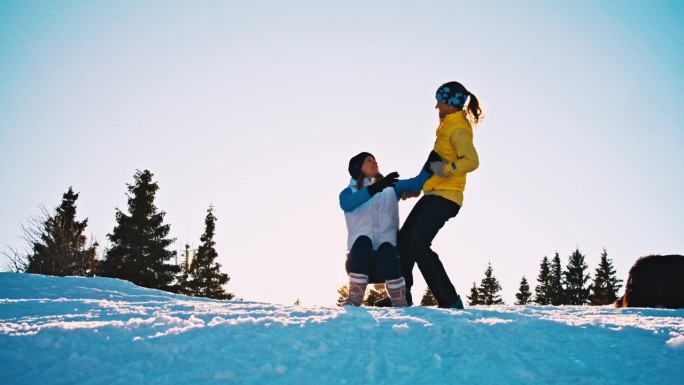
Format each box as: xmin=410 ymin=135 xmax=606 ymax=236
xmin=339 ymin=151 xmax=439 ymax=307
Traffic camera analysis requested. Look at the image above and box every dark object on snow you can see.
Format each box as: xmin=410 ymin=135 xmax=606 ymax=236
xmin=615 ymin=254 xmax=684 ymax=309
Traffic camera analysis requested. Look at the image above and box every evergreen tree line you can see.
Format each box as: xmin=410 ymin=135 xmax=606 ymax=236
xmin=467 ymin=248 xmax=623 ymax=306
xmin=2 ymin=170 xmax=234 ymax=300
xmin=337 ymin=247 xmax=623 ymax=307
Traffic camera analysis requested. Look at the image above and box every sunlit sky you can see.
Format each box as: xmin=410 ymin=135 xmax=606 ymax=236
xmin=1 ymin=1 xmax=683 ymax=305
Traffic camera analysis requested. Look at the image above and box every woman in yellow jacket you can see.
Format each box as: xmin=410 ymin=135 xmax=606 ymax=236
xmin=396 ymin=81 xmax=482 ymax=309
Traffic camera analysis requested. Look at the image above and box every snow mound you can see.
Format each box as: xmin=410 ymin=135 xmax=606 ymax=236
xmin=1 ymin=273 xmax=683 ymax=384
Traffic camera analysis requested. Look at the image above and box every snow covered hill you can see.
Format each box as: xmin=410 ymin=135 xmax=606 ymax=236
xmin=1 ymin=273 xmax=683 ymax=385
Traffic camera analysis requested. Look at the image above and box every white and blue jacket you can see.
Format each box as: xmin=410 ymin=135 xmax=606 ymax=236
xmin=339 ymin=169 xmax=431 ymax=251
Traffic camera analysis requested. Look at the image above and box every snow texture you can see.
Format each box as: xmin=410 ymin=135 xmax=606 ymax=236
xmin=1 ymin=273 xmax=683 ymax=384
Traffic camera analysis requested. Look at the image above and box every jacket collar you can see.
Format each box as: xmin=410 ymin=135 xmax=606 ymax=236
xmin=441 ymin=110 xmax=467 ymax=124
xmin=348 ymin=177 xmax=376 ymax=191
xmin=439 ymin=110 xmax=473 ymax=135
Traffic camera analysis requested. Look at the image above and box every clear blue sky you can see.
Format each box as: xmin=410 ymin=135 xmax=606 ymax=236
xmin=1 ymin=0 xmax=683 ymax=305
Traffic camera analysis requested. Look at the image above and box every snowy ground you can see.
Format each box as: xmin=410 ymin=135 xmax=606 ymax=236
xmin=1 ymin=273 xmax=683 ymax=385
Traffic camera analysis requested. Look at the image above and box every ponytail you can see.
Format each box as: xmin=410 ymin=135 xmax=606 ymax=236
xmin=466 ymin=92 xmax=483 ymax=124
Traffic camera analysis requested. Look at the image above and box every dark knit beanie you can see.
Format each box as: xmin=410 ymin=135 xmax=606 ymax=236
xmin=435 ymin=81 xmax=469 ymax=108
xmin=348 ymin=152 xmax=373 ymax=179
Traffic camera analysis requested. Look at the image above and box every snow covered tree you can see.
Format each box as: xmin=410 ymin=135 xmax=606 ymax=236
xmin=515 ymin=276 xmax=532 ymax=305
xmin=100 ymin=170 xmax=179 ymax=291
xmin=564 ymin=248 xmax=591 ymax=305
xmin=549 ymin=252 xmax=566 ymax=305
xmin=467 ymin=282 xmax=481 ymax=305
xmin=478 ymin=262 xmax=505 ymax=305
xmin=26 ymin=187 xmax=98 ymax=276
xmin=534 ymin=256 xmax=552 ymax=305
xmin=177 ymin=206 xmax=234 ymax=300
xmin=589 ymin=248 xmax=623 ymax=306
xmin=420 ymin=287 xmax=437 ymax=306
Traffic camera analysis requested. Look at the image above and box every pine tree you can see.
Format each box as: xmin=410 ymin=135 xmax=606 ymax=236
xmin=177 ymin=206 xmax=234 ymax=300
xmin=335 ymin=283 xmax=386 ymax=306
xmin=589 ymin=248 xmax=623 ymax=306
xmin=564 ymin=248 xmax=591 ymax=305
xmin=534 ymin=256 xmax=552 ymax=305
xmin=549 ymin=252 xmax=566 ymax=305
xmin=336 ymin=284 xmax=349 ymax=307
xmin=420 ymin=287 xmax=438 ymax=306
xmin=478 ymin=262 xmax=505 ymax=305
xmin=363 ymin=284 xmax=386 ymax=306
xmin=515 ymin=276 xmax=532 ymax=305
xmin=100 ymin=170 xmax=179 ymax=291
xmin=467 ymin=282 xmax=481 ymax=305
xmin=26 ymin=187 xmax=98 ymax=276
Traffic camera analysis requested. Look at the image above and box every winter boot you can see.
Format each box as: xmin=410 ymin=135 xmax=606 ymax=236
xmin=373 ymin=295 xmax=391 ymax=307
xmin=451 ymin=294 xmax=464 ymax=309
xmin=386 ymin=277 xmax=408 ymax=307
xmin=343 ymin=273 xmax=368 ymax=307
xmin=374 ymin=289 xmax=412 ymax=307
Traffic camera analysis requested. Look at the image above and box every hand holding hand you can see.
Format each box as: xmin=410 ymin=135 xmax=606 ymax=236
xmin=424 ymin=150 xmax=442 ymax=174
xmin=368 ymin=171 xmax=399 ymax=196
xmin=429 ymin=161 xmax=448 ymax=178
xmin=401 ymin=190 xmax=421 ymax=200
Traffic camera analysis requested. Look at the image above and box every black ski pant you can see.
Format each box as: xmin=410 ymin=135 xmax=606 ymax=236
xmin=346 ymin=236 xmax=401 ymax=284
xmin=397 ymin=194 xmax=461 ymax=307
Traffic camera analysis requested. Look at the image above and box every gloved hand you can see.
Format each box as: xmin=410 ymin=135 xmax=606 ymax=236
xmin=401 ymin=190 xmax=421 ymax=200
xmin=368 ymin=171 xmax=399 ymax=196
xmin=429 ymin=161 xmax=449 ymax=178
xmin=424 ymin=150 xmax=442 ymax=174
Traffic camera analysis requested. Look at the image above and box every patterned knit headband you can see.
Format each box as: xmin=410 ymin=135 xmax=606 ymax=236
xmin=436 ymin=84 xmax=469 ymax=108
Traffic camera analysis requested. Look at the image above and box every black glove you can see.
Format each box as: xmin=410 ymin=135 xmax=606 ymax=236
xmin=368 ymin=171 xmax=399 ymax=196
xmin=424 ymin=150 xmax=442 ymax=174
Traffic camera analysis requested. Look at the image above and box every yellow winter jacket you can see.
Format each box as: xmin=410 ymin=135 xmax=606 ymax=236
xmin=423 ymin=111 xmax=479 ymax=206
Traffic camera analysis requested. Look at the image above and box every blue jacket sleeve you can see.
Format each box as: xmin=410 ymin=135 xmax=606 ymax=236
xmin=339 ymin=186 xmax=373 ymax=213
xmin=393 ymin=169 xmax=431 ymax=199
